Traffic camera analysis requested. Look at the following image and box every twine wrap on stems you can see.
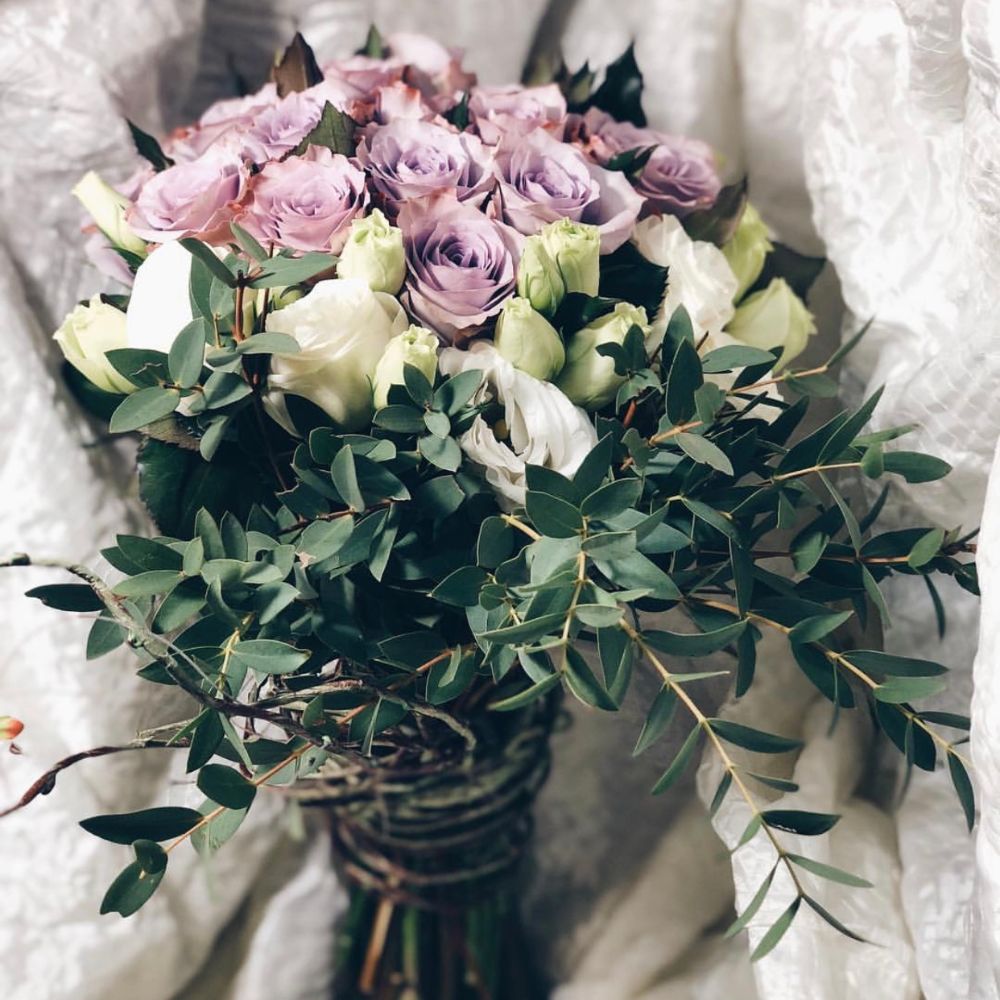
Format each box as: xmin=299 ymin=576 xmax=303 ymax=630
xmin=286 ymin=701 xmax=557 ymax=913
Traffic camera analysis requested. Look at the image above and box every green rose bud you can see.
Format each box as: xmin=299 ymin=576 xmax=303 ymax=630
xmin=337 ymin=209 xmax=406 ymax=295
xmin=72 ymin=171 xmax=147 ymax=256
xmin=494 ymin=297 xmax=565 ymax=381
xmin=373 ymin=325 xmax=440 ymax=409
xmin=721 ymin=203 xmax=773 ymax=301
xmin=556 ymin=302 xmax=649 ymax=410
xmin=53 ymin=296 xmax=134 ymax=394
xmin=516 ymin=235 xmax=565 ymax=318
xmin=726 ymin=278 xmax=816 ymax=370
xmin=541 ymin=218 xmax=601 ymax=296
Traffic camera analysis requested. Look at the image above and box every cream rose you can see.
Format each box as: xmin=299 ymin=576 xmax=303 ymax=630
xmin=53 ymin=296 xmax=134 ymax=394
xmin=438 ymin=342 xmax=597 ymax=509
xmin=264 ymin=278 xmax=408 ymax=432
xmin=632 ymin=214 xmax=737 ymax=352
xmin=726 ymin=278 xmax=816 ymax=370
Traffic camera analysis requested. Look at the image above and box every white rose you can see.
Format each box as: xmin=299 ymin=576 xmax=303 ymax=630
xmin=264 ymin=278 xmax=408 ymax=433
xmin=126 ymin=240 xmax=197 ymax=352
xmin=632 ymin=214 xmax=738 ymax=352
xmin=53 ymin=296 xmax=134 ymax=394
xmin=439 ymin=342 xmax=597 ymax=509
xmin=72 ymin=171 xmax=147 ymax=256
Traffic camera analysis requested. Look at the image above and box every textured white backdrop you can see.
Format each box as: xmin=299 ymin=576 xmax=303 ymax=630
xmin=0 ymin=2 xmax=995 ymax=998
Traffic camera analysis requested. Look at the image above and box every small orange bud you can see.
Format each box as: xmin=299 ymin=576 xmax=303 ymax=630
xmin=0 ymin=716 xmax=24 ymax=741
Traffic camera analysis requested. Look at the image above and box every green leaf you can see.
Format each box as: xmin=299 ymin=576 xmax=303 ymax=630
xmin=477 ymin=517 xmax=515 ymax=568
xmin=374 ymin=404 xmax=425 ymax=433
xmin=819 ymin=473 xmax=861 ymax=552
xmin=167 ymin=319 xmax=208 ymax=388
xmin=247 ymin=252 xmax=335 ymax=288
xmin=724 ymin=867 xmax=776 ymax=938
xmin=633 ymin=684 xmax=678 ymax=755
xmin=585 ymin=41 xmax=646 ymax=126
xmin=525 ymin=492 xmax=584 ymax=538
xmin=948 ymin=752 xmax=975 ymax=831
xmin=761 ymin=809 xmax=839 ymax=836
xmin=191 ymin=802 xmax=249 ymax=857
xmin=331 ymin=447 xmax=365 ymax=511
xmin=197 ymin=764 xmax=257 ymax=809
xmin=431 ymin=566 xmax=488 ymax=607
xmin=792 ymin=531 xmax=828 ymax=574
xmin=179 ymin=238 xmax=236 ymax=286
xmin=701 ymin=345 xmax=776 ymax=373
xmin=665 ymin=337 xmax=703 ymax=425
xmin=841 ymin=650 xmax=947 ymax=677
xmin=109 ymin=386 xmax=181 ymax=433
xmin=651 ymin=726 xmax=702 ymax=794
xmin=581 ymin=478 xmax=642 ymax=519
xmin=787 ymin=855 xmax=873 ymax=888
xmin=489 ymin=671 xmax=563 ymax=711
xmin=907 ymin=528 xmax=945 ymax=569
xmin=788 ymin=611 xmax=852 ymax=645
xmin=682 ymin=498 xmax=737 ymax=539
xmin=564 ymin=646 xmax=618 ymax=711
xmin=735 ymin=627 xmax=757 ymax=697
xmin=873 ymin=676 xmax=947 ymax=703
xmin=883 ymin=451 xmax=952 ymax=483
xmin=290 ymin=100 xmax=356 ymax=156
xmin=434 ymin=368 xmax=483 ymax=415
xmin=418 ymin=433 xmax=462 ymax=472
xmin=708 ymin=719 xmax=802 ymax=754
xmin=111 ymin=570 xmax=182 ymax=597
xmin=750 ymin=897 xmax=801 ymax=961
xmin=231 ymin=639 xmax=309 ymax=675
xmin=675 ymin=432 xmax=734 ymax=475
xmin=643 ymin=620 xmax=746 ymax=657
xmin=186 ymin=711 xmax=224 ymax=772
xmin=87 ymin=615 xmax=124 ymax=659
xmin=480 ymin=612 xmax=567 ymax=644
xmin=132 ymin=838 xmax=168 ymax=875
xmin=100 ymin=860 xmax=166 ymax=917
xmin=81 ymin=806 xmax=203 ymax=845
xmin=26 ymin=583 xmax=103 ymax=612
xmin=127 ymin=119 xmax=173 ymax=171
xmin=235 ymin=332 xmax=301 ymax=356
xmin=229 ymin=221 xmax=268 ymax=261
xmin=801 ymin=896 xmax=867 ymax=943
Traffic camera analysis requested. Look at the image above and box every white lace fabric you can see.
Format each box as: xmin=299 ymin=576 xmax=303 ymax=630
xmin=0 ymin=2 xmax=996 ymax=998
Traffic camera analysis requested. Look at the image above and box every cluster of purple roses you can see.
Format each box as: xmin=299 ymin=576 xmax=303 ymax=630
xmin=113 ymin=32 xmax=720 ymax=344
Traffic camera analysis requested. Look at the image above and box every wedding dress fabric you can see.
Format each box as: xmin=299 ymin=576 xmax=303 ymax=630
xmin=0 ymin=1 xmax=996 ymax=998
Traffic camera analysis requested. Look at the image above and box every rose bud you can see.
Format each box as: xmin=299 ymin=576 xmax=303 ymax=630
xmin=516 ymin=235 xmax=565 ymax=318
xmin=726 ymin=278 xmax=816 ymax=370
xmin=0 ymin=716 xmax=24 ymax=741
xmin=722 ymin=203 xmax=773 ymax=302
xmin=53 ymin=296 xmax=135 ymax=394
xmin=72 ymin=171 xmax=147 ymax=257
xmin=556 ymin=301 xmax=649 ymax=410
xmin=540 ymin=218 xmax=601 ymax=296
xmin=337 ymin=209 xmax=407 ymax=295
xmin=494 ymin=297 xmax=565 ymax=381
xmin=373 ymin=325 xmax=440 ymax=409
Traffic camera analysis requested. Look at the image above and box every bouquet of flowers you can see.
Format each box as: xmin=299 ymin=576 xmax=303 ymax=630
xmin=4 ymin=28 xmax=977 ymax=999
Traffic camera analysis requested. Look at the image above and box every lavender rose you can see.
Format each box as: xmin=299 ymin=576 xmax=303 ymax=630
xmin=322 ymin=54 xmax=404 ymax=97
xmin=237 ymin=147 xmax=368 ymax=254
xmin=239 ymin=88 xmax=349 ymax=163
xmin=387 ymin=33 xmax=476 ymax=106
xmin=580 ymin=109 xmax=721 ymax=219
xmin=469 ymin=84 xmax=567 ymax=145
xmin=494 ymin=127 xmax=642 ymax=253
xmin=399 ymin=197 xmax=521 ymax=343
xmin=128 ymin=147 xmax=247 ymax=242
xmin=357 ymin=119 xmax=495 ymax=212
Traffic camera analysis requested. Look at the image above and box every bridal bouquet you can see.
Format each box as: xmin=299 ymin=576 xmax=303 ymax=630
xmin=6 ymin=29 xmax=977 ymax=999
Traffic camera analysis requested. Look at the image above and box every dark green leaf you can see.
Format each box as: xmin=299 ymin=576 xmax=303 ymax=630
xmin=581 ymin=478 xmax=642 ymax=519
xmin=633 ymin=684 xmax=678 ymax=755
xmin=787 ymin=854 xmax=872 ymax=888
xmin=167 ymin=319 xmax=208 ymax=388
xmin=709 ymin=719 xmax=802 ymax=754
xmin=489 ymin=672 xmax=563 ymax=711
xmin=81 ymin=806 xmax=202 ymax=844
xmin=788 ymin=611 xmax=852 ymax=645
xmin=883 ymin=452 xmax=952 ymax=483
xmin=643 ymin=620 xmax=746 ymax=657
xmin=750 ymin=897 xmax=801 ymax=961
xmin=331 ymin=447 xmax=365 ymax=511
xmin=100 ymin=860 xmax=166 ymax=917
xmin=431 ymin=566 xmax=488 ymax=607
xmin=525 ymin=491 xmax=583 ymax=538
xmin=127 ymin=119 xmax=173 ymax=171
xmin=651 ymin=725 xmax=702 ymax=794
xmin=179 ymin=239 xmax=236 ymax=286
xmin=907 ymin=528 xmax=944 ymax=569
xmin=186 ymin=711 xmax=224 ymax=772
xmin=26 ymin=584 xmax=103 ymax=612
xmin=761 ymin=809 xmax=839 ymax=836
xmin=665 ymin=337 xmax=703 ymax=425
xmin=87 ymin=615 xmax=125 ymax=659
xmin=675 ymin=432 xmax=734 ymax=474
xmin=948 ymin=752 xmax=975 ymax=831
xmin=231 ymin=639 xmax=309 ymax=674
xmin=290 ymin=100 xmax=356 ymax=157
xmin=197 ymin=763 xmax=257 ymax=809
xmin=873 ymin=676 xmax=947 ymax=703
xmin=564 ymin=645 xmax=618 ymax=711
xmin=109 ymin=387 xmax=181 ymax=433
xmin=724 ymin=867 xmax=775 ymax=939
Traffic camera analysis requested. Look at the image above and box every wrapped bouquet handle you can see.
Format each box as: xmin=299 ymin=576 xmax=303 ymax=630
xmin=3 ymin=28 xmax=978 ymax=999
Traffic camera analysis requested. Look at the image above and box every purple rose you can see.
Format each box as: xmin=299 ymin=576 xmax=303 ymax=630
xmin=128 ymin=147 xmax=247 ymax=242
xmin=579 ymin=109 xmax=721 ymax=219
xmin=238 ymin=85 xmax=353 ymax=163
xmin=322 ymin=54 xmax=404 ymax=97
xmin=469 ymin=84 xmax=567 ymax=145
xmin=386 ymin=33 xmax=477 ymax=108
xmin=236 ymin=147 xmax=368 ymax=254
xmin=399 ymin=196 xmax=521 ymax=343
xmin=356 ymin=120 xmax=496 ymax=212
xmin=494 ymin=127 xmax=642 ymax=253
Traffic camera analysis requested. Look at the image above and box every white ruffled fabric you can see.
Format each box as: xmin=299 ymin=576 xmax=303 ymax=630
xmin=0 ymin=2 xmax=996 ymax=998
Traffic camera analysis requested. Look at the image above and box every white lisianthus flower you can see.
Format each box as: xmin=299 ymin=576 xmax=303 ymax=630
xmin=53 ymin=296 xmax=134 ymax=394
xmin=722 ymin=202 xmax=772 ymax=301
xmin=726 ymin=278 xmax=816 ymax=370
xmin=373 ymin=325 xmax=439 ymax=409
xmin=439 ymin=342 xmax=597 ymax=509
xmin=72 ymin=171 xmax=147 ymax=256
xmin=494 ymin=297 xmax=565 ymax=381
xmin=632 ymin=214 xmax=737 ymax=352
xmin=337 ymin=209 xmax=406 ymax=295
xmin=125 ymin=240 xmax=198 ymax=352
xmin=265 ymin=278 xmax=408 ymax=433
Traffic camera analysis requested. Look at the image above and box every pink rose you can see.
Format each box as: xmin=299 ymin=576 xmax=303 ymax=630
xmin=494 ymin=127 xmax=642 ymax=252
xmin=236 ymin=147 xmax=368 ymax=254
xmin=238 ymin=85 xmax=354 ymax=163
xmin=578 ymin=109 xmax=721 ymax=219
xmin=128 ymin=147 xmax=248 ymax=242
xmin=469 ymin=84 xmax=567 ymax=145
xmin=322 ymin=54 xmax=404 ymax=97
xmin=387 ymin=32 xmax=477 ymax=107
xmin=399 ymin=196 xmax=521 ymax=343
xmin=356 ymin=119 xmax=495 ymax=212
xmin=372 ymin=81 xmax=438 ymax=124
